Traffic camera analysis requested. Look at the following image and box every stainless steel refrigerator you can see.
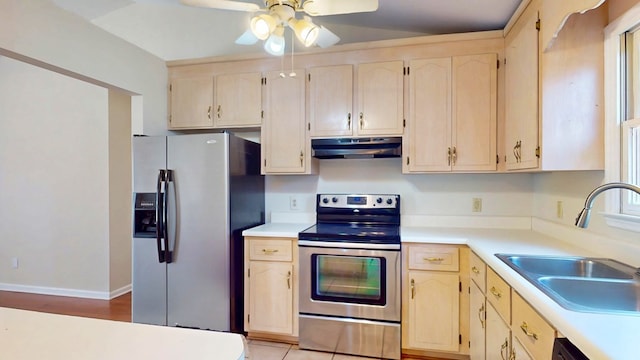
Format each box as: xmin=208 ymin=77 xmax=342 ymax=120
xmin=131 ymin=133 xmax=264 ymax=333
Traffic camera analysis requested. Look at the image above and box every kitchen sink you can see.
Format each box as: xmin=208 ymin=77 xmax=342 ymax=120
xmin=495 ymin=254 xmax=640 ymax=315
xmin=499 ymin=255 xmax=633 ymax=279
xmin=538 ymin=277 xmax=640 ymax=313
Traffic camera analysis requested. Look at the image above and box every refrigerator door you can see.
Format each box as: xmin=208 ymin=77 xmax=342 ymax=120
xmin=166 ymin=133 xmax=231 ymax=330
xmin=132 ymin=136 xmax=168 ymax=326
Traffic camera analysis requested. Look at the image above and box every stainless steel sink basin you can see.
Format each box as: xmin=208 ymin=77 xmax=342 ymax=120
xmin=538 ymin=277 xmax=640 ymax=313
xmin=499 ymin=255 xmax=633 ymax=280
xmin=495 ymin=254 xmax=640 ymax=315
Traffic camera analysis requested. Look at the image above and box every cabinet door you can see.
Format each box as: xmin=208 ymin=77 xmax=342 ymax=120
xmin=469 ymin=282 xmax=486 ymax=360
xmin=405 ymin=270 xmax=460 ymax=352
xmin=486 ymin=302 xmax=511 ymax=360
xmin=214 ymin=72 xmax=262 ymax=128
xmin=511 ymin=336 xmax=534 ymax=360
xmin=452 ymin=54 xmax=497 ymax=171
xmin=505 ymin=5 xmax=540 ymax=170
xmin=262 ymin=70 xmax=307 ymax=174
xmin=308 ymin=65 xmax=353 ymax=137
xmin=406 ymin=57 xmax=452 ymax=172
xmin=247 ymin=261 xmax=293 ymax=335
xmin=357 ymin=61 xmax=404 ymax=136
xmin=169 ymin=77 xmax=214 ymax=129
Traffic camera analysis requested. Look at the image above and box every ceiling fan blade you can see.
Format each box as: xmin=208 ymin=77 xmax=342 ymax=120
xmin=302 ymin=0 xmax=378 ymax=16
xmin=315 ymin=26 xmax=340 ymax=48
xmin=235 ymin=29 xmax=259 ymax=45
xmin=180 ymin=0 xmax=261 ymax=12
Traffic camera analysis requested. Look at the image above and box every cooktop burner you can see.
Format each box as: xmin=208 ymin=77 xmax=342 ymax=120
xmin=299 ymin=194 xmax=401 ymax=244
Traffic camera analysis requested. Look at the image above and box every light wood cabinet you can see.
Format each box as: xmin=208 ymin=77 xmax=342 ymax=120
xmin=261 ymin=69 xmax=316 ymax=174
xmin=308 ymin=65 xmax=354 ymax=137
xmin=213 ymin=72 xmax=262 ymax=128
xmin=169 ymin=77 xmax=214 ymax=129
xmin=405 ymin=54 xmax=497 ymax=173
xmin=357 ymin=61 xmax=405 ymax=136
xmin=470 ymin=251 xmax=487 ymax=293
xmin=470 ymin=254 xmax=557 ymax=360
xmin=403 ymin=244 xmax=469 ymax=356
xmin=244 ymin=237 xmax=298 ymax=338
xmin=504 ymin=0 xmax=606 ymax=171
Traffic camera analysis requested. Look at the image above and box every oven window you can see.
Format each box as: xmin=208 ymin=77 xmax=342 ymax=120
xmin=311 ymin=254 xmax=386 ymax=306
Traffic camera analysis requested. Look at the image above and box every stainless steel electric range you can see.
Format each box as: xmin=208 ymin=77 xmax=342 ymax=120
xmin=298 ymin=194 xmax=401 ymax=360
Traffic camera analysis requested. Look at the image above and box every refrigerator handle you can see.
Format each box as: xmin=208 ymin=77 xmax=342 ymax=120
xmin=164 ymin=169 xmax=174 ymax=264
xmin=156 ymin=169 xmax=166 ymax=263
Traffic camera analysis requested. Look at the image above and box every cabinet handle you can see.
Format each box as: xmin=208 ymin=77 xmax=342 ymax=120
xmin=472 ymin=266 xmax=480 ymax=274
xmin=207 ymin=105 xmax=212 ymax=120
xmin=261 ymin=249 xmax=279 ymax=254
xmin=452 ymin=146 xmax=457 ymax=165
xmin=478 ymin=303 xmax=485 ymax=329
xmin=287 ymin=271 xmax=291 ymax=289
xmin=510 ymin=347 xmax=517 ymax=360
xmin=347 ymin=113 xmax=352 ymax=130
xmin=500 ymin=338 xmax=509 ymax=360
xmin=300 ymin=151 xmax=304 ymax=167
xmin=447 ymin=147 xmax=452 ymax=166
xmin=425 ymin=257 xmax=444 ymax=262
xmin=410 ymin=278 xmax=415 ymax=299
xmin=489 ymin=286 xmax=502 ymax=298
xmin=359 ymin=112 xmax=364 ymax=129
xmin=217 ymin=105 xmax=221 ymax=118
xmin=520 ymin=321 xmax=539 ymax=340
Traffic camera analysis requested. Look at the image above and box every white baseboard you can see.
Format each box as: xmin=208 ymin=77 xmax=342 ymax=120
xmin=0 ymin=283 xmax=131 ymax=300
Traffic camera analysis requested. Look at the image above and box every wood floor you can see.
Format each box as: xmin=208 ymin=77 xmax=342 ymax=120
xmin=0 ymin=290 xmax=131 ymax=322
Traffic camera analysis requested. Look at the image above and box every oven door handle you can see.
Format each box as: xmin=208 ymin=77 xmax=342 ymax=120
xmin=298 ymin=240 xmax=400 ymax=251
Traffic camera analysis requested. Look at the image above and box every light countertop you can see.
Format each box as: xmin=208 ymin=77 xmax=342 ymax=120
xmin=0 ymin=307 xmax=246 ymax=359
xmin=243 ymin=222 xmax=640 ymax=360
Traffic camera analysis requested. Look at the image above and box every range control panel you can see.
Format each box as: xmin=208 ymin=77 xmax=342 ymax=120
xmin=317 ymin=194 xmax=399 ymax=209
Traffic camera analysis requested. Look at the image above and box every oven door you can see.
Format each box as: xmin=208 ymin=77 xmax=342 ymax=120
xmin=299 ymin=242 xmax=401 ymax=322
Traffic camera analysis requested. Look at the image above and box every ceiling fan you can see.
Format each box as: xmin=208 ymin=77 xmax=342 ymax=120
xmin=180 ymin=0 xmax=379 ymax=55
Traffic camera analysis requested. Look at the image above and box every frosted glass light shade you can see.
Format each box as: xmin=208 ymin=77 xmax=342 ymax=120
xmin=264 ymin=31 xmax=285 ymax=56
xmin=290 ymin=17 xmax=319 ymax=47
xmin=250 ymin=14 xmax=277 ymax=40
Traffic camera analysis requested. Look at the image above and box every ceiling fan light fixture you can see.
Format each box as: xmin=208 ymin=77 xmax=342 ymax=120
xmin=250 ymin=14 xmax=277 ymax=40
xmin=264 ymin=26 xmax=285 ymax=56
xmin=289 ymin=16 xmax=319 ymax=47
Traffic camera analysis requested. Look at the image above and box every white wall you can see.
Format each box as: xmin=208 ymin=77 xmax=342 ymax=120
xmin=267 ymin=159 xmax=535 ymax=221
xmin=0 ymin=0 xmax=167 ymax=135
xmin=0 ymin=56 xmax=111 ymax=296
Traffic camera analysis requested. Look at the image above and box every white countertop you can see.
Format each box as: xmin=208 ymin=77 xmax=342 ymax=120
xmin=243 ymin=222 xmax=640 ymax=360
xmin=0 ymin=307 xmax=246 ymax=359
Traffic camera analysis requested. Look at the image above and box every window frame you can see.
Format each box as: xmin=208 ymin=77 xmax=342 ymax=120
xmin=603 ymin=4 xmax=640 ymax=232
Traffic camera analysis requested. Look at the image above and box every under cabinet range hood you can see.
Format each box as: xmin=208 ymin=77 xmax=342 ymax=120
xmin=311 ymin=137 xmax=402 ymax=159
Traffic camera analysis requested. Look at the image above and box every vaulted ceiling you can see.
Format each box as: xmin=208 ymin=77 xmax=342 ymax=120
xmin=51 ymin=0 xmax=522 ymax=61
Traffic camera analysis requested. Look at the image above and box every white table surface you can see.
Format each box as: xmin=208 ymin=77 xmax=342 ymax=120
xmin=0 ymin=307 xmax=246 ymax=360
xmin=244 ymin=222 xmax=640 ymax=360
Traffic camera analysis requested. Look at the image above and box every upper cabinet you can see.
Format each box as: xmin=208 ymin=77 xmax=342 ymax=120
xmin=503 ymin=0 xmax=606 ymax=171
xmin=308 ymin=65 xmax=354 ymax=137
xmin=357 ymin=61 xmax=405 ymax=136
xmin=213 ymin=72 xmax=262 ymax=128
xmin=262 ymin=70 xmax=316 ymax=175
xmin=405 ymin=54 xmax=497 ymax=173
xmin=169 ymin=77 xmax=214 ymax=129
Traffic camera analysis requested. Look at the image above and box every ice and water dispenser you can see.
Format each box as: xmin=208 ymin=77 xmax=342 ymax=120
xmin=133 ymin=193 xmax=156 ymax=238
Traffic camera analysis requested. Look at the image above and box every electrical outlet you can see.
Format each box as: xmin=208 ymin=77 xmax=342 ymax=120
xmin=472 ymin=198 xmax=482 ymax=213
xmin=11 ymin=257 xmax=18 ymax=269
xmin=290 ymin=196 xmax=298 ymax=210
xmin=556 ymin=201 xmax=564 ymax=219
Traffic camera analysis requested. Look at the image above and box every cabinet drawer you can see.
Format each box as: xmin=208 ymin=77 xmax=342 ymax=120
xmin=407 ymin=245 xmax=459 ymax=271
xmin=512 ymin=291 xmax=556 ymax=360
xmin=486 ymin=268 xmax=511 ymax=324
xmin=469 ymin=251 xmax=486 ymax=293
xmin=248 ymin=239 xmax=292 ymax=261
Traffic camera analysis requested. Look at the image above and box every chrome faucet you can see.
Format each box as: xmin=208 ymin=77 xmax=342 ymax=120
xmin=575 ymin=182 xmax=640 ymax=228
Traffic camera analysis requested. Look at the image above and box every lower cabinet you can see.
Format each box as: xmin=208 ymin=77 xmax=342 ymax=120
xmin=402 ymin=243 xmax=469 ymax=357
xmin=470 ymin=254 xmax=557 ymax=360
xmin=244 ymin=237 xmax=298 ymax=339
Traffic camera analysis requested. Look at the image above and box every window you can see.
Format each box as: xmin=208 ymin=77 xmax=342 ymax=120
xmin=604 ymin=6 xmax=640 ymax=231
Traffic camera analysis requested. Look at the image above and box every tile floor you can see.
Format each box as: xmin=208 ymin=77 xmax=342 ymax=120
xmin=246 ymin=339 xmax=382 ymax=360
